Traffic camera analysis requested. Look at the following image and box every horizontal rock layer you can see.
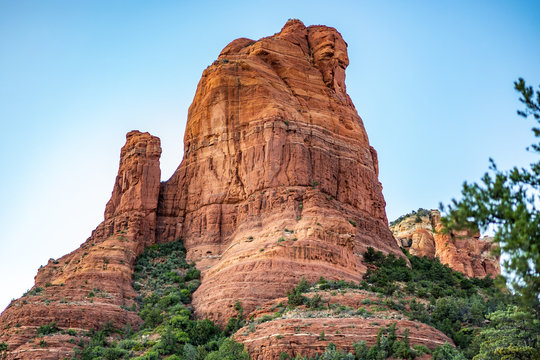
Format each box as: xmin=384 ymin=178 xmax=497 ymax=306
xmin=235 ymin=290 xmax=453 ymax=359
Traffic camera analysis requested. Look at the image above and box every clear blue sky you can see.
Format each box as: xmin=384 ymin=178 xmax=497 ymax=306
xmin=1 ymin=0 xmax=539 ymax=312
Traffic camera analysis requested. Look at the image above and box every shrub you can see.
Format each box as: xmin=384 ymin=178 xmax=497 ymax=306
xmin=205 ymin=338 xmax=250 ymax=360
xmin=224 ymin=301 xmax=245 ymax=336
xmin=432 ymin=343 xmax=466 ymax=360
xmin=37 ymin=321 xmax=59 ymax=336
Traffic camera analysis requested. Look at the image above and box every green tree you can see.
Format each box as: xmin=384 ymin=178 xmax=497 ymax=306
xmin=432 ymin=343 xmax=466 ymax=360
xmin=441 ymin=78 xmax=540 ymax=314
xmin=204 ymin=338 xmax=249 ymax=360
xmin=0 ymin=342 xmax=8 ymax=358
xmin=224 ymin=301 xmax=245 ymax=336
xmin=472 ymin=306 xmax=539 ymax=360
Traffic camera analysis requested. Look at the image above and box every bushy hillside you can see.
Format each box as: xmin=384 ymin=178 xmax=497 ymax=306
xmin=69 ymin=240 xmax=249 ymax=360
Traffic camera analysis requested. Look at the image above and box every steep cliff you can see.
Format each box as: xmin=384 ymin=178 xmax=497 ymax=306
xmin=156 ymin=19 xmax=403 ymax=325
xmin=390 ymin=209 xmax=500 ymax=278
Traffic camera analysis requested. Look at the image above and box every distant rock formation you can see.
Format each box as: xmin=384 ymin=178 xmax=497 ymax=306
xmin=390 ymin=209 xmax=500 ymax=278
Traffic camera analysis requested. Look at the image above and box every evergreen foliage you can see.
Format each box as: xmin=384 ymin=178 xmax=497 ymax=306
xmin=37 ymin=321 xmax=60 ymax=336
xmin=472 ymin=306 xmax=539 ymax=360
xmin=70 ymin=240 xmax=248 ymax=359
xmin=224 ymin=301 xmax=246 ymax=336
xmin=440 ymin=78 xmax=540 ymax=358
xmin=390 ymin=208 xmax=431 ymax=226
xmin=361 ymin=247 xmax=509 ymax=356
xmin=441 ymin=78 xmax=540 ymax=315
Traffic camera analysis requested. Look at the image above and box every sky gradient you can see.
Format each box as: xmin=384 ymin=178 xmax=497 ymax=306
xmin=1 ymin=0 xmax=539 ymax=312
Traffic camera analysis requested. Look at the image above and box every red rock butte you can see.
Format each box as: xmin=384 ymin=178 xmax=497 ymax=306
xmin=157 ymin=19 xmax=404 ymax=324
xmin=0 ymin=20 xmax=461 ymax=358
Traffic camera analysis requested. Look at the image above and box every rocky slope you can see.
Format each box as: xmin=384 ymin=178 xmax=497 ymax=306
xmin=0 ymin=131 xmax=160 ymax=359
xmin=390 ymin=209 xmax=500 ymax=278
xmin=234 ymin=289 xmax=452 ymax=359
xmin=1 ymin=20 xmax=463 ymax=359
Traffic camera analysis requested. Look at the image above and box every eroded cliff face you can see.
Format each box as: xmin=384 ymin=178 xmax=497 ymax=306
xmin=156 ymin=19 xmax=402 ymax=324
xmin=0 ymin=131 xmax=161 ymax=359
xmin=390 ymin=209 xmax=500 ymax=278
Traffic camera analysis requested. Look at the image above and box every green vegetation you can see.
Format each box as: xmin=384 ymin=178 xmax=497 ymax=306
xmin=23 ymin=287 xmax=43 ymax=297
xmin=471 ymin=306 xmax=539 ymax=360
xmin=390 ymin=208 xmax=431 ymax=227
xmin=442 ymin=78 xmax=540 ymax=316
xmin=362 ymin=247 xmax=509 ymax=357
xmin=224 ymin=301 xmax=246 ymax=336
xmin=37 ymin=321 xmax=60 ymax=336
xmin=440 ymin=78 xmax=540 ymax=358
xmin=431 ymin=343 xmax=466 ymax=360
xmin=70 ymin=240 xmax=249 ymax=360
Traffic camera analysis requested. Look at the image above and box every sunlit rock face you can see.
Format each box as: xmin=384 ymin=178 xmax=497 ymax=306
xmin=390 ymin=209 xmax=500 ymax=278
xmin=156 ymin=19 xmax=402 ymax=325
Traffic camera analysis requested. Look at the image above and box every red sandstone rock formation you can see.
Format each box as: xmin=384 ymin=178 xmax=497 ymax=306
xmin=390 ymin=209 xmax=500 ymax=278
xmin=0 ymin=131 xmax=161 ymax=359
xmin=0 ymin=20 xmax=461 ymax=359
xmin=156 ymin=19 xmax=403 ymax=325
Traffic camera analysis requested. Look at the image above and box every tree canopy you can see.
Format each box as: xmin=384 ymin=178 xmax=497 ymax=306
xmin=441 ymin=79 xmax=540 ymax=359
xmin=441 ymin=78 xmax=539 ymax=315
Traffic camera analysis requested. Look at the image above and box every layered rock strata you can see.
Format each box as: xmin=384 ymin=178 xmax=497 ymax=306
xmin=390 ymin=209 xmax=500 ymax=278
xmin=156 ymin=19 xmax=403 ymax=324
xmin=235 ymin=290 xmax=453 ymax=359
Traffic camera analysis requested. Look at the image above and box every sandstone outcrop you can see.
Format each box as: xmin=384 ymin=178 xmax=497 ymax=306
xmin=238 ymin=318 xmax=449 ymax=359
xmin=156 ymin=19 xmax=403 ymax=324
xmin=0 ymin=131 xmax=161 ymax=359
xmin=390 ymin=209 xmax=500 ymax=278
